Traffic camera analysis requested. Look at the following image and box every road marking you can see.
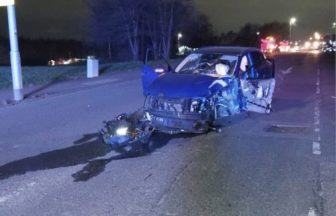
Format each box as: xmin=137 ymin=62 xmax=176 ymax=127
xmin=313 ymin=142 xmax=321 ymax=155
xmin=280 ymin=67 xmax=293 ymax=75
xmin=313 ymin=69 xmax=322 ymax=156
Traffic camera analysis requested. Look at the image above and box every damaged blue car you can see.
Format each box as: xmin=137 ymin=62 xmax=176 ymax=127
xmin=101 ymin=47 xmax=276 ymax=150
xmin=142 ymin=46 xmax=276 ymax=133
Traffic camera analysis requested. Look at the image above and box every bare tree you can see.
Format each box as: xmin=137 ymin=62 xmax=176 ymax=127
xmin=88 ymin=0 xmax=197 ymax=61
xmin=88 ymin=0 xmax=143 ymax=61
xmin=144 ymin=0 xmax=193 ymax=60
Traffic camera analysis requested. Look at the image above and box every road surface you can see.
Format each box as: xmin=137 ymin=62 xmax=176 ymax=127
xmin=0 ymin=53 xmax=335 ymax=216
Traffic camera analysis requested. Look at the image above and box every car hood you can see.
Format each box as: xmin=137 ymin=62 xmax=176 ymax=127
xmin=147 ymin=73 xmax=219 ymax=98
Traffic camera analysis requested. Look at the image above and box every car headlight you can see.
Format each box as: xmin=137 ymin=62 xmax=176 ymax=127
xmin=116 ymin=127 xmax=128 ymax=136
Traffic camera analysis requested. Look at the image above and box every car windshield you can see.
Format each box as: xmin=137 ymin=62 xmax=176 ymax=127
xmin=175 ymin=53 xmax=238 ymax=76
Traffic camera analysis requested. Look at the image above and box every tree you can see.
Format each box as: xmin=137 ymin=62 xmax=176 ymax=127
xmin=88 ymin=0 xmax=144 ymax=61
xmin=181 ymin=14 xmax=218 ymax=48
xmin=88 ymin=0 xmax=198 ymax=61
xmin=234 ymin=23 xmax=260 ymax=47
xmin=219 ymin=31 xmax=238 ymax=45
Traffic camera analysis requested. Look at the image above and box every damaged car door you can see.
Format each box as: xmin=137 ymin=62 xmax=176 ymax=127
xmin=239 ymin=51 xmax=276 ymax=113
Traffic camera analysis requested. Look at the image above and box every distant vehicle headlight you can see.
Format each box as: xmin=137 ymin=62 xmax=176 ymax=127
xmin=116 ymin=127 xmax=128 ymax=136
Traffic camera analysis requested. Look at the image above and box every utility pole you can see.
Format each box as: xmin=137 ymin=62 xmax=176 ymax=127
xmin=1 ymin=0 xmax=23 ymax=101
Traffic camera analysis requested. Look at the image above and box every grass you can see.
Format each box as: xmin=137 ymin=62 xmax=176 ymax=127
xmin=0 ymin=59 xmax=181 ymax=89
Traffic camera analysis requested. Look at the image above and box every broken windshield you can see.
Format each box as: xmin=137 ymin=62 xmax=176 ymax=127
xmin=175 ymin=53 xmax=238 ymax=76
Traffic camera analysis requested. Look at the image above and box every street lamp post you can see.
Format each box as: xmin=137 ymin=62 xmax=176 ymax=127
xmin=289 ymin=17 xmax=297 ymax=44
xmin=1 ymin=0 xmax=23 ymax=101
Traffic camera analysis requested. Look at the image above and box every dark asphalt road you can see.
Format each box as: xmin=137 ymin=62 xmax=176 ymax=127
xmin=0 ymin=53 xmax=335 ymax=216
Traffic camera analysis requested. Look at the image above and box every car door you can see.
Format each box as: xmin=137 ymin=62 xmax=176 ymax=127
xmin=239 ymin=51 xmax=276 ymax=113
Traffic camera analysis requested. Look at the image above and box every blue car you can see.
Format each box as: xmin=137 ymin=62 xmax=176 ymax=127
xmin=101 ymin=46 xmax=276 ymax=150
xmin=141 ymin=46 xmax=276 ymax=134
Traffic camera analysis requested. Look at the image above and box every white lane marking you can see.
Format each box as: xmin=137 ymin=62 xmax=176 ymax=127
xmin=313 ymin=142 xmax=321 ymax=155
xmin=280 ymin=67 xmax=293 ymax=75
xmin=313 ymin=69 xmax=322 ymax=155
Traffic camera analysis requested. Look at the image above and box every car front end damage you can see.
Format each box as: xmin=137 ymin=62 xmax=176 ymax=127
xmin=100 ymin=47 xmax=276 ymax=150
xmin=101 ymin=77 xmax=243 ymax=149
xmin=144 ymin=96 xmax=213 ymax=134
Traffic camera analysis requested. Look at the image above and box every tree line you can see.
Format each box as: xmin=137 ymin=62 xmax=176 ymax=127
xmin=88 ymin=0 xmax=289 ymax=61
xmin=88 ymin=0 xmax=205 ymax=61
xmin=0 ymin=0 xmax=290 ymax=66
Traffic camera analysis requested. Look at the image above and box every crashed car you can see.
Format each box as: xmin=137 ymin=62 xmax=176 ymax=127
xmin=101 ymin=47 xmax=276 ymax=149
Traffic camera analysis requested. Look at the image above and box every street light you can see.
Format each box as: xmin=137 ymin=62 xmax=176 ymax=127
xmin=289 ymin=17 xmax=297 ymax=44
xmin=1 ymin=0 xmax=23 ymax=101
xmin=332 ymin=22 xmax=336 ymax=29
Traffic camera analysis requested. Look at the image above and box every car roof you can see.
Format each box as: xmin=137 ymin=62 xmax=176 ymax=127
xmin=194 ymin=46 xmax=260 ymax=56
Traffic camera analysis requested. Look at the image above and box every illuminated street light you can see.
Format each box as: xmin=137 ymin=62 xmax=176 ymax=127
xmin=332 ymin=22 xmax=336 ymax=29
xmin=290 ymin=17 xmax=297 ymax=25
xmin=178 ymin=33 xmax=183 ymax=40
xmin=289 ymin=17 xmax=297 ymax=44
xmin=1 ymin=0 xmax=23 ymax=101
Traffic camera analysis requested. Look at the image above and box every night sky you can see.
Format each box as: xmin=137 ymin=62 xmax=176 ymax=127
xmin=0 ymin=0 xmax=334 ymax=40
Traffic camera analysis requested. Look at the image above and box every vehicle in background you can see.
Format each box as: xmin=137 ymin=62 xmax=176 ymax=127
xmin=278 ymin=41 xmax=290 ymax=52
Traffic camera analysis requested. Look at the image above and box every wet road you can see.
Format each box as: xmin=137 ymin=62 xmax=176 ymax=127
xmin=0 ymin=53 xmax=335 ymax=216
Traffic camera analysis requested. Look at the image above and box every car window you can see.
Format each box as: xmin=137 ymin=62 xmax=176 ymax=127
xmin=175 ymin=53 xmax=238 ymax=77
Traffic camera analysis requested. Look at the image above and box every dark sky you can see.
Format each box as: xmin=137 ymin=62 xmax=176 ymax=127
xmin=0 ymin=0 xmax=88 ymax=40
xmin=0 ymin=0 xmax=334 ymax=40
xmin=194 ymin=0 xmax=335 ymax=37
